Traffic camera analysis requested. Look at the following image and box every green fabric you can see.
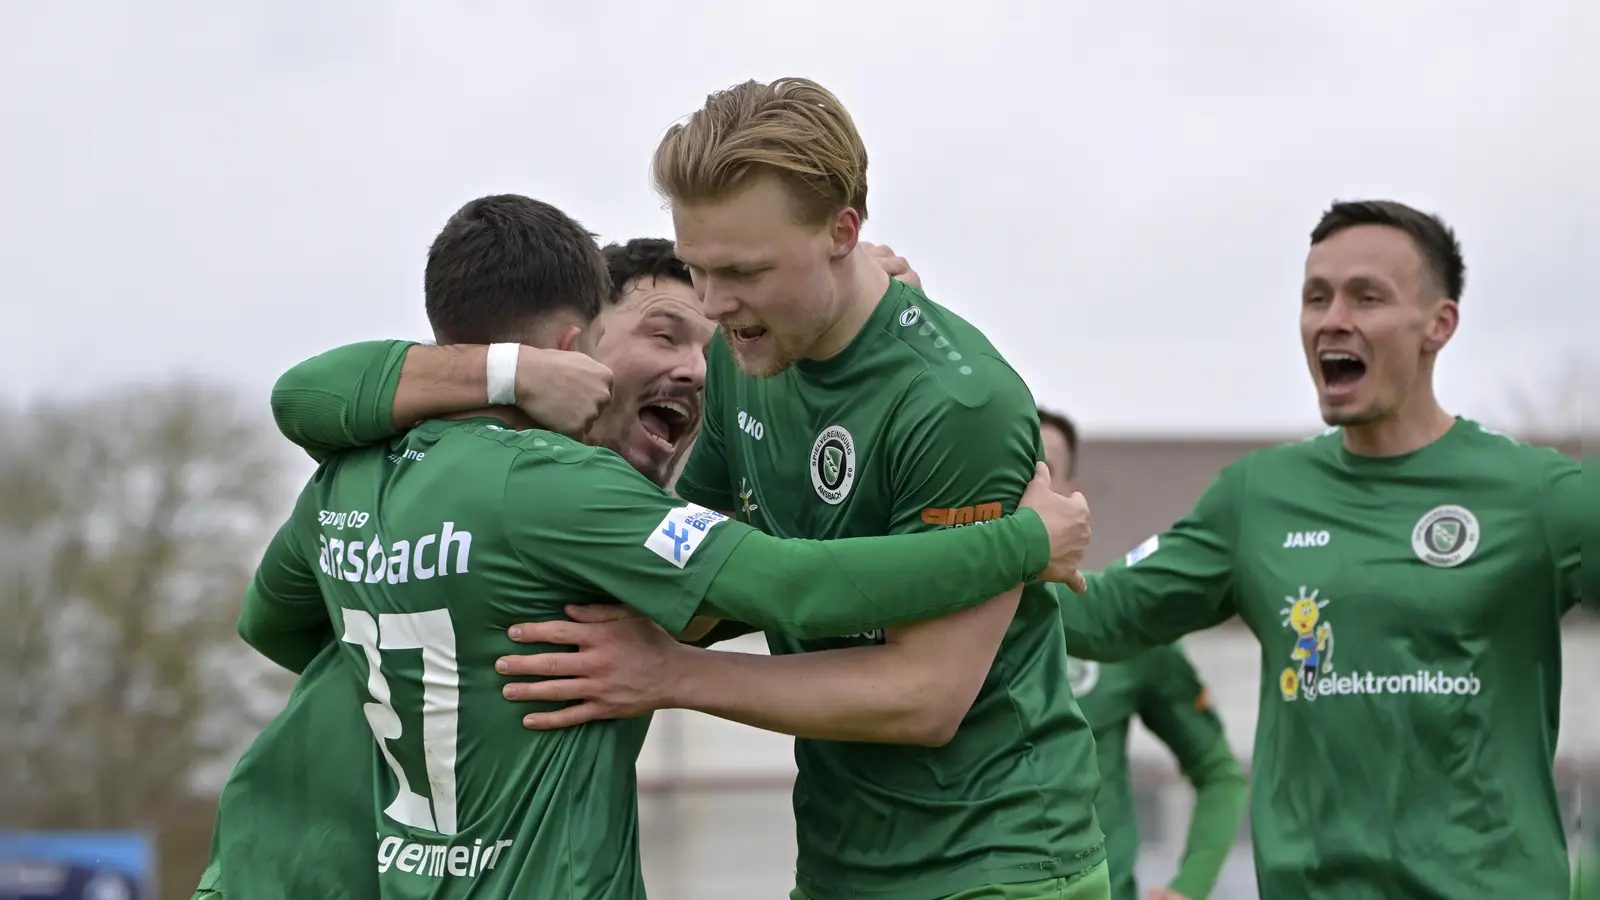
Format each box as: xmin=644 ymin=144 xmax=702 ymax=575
xmin=1058 ymin=419 xmax=1580 ymax=898
xmin=791 ymin=862 xmax=1111 ymax=900
xmin=679 ymin=280 xmax=1105 ymax=900
xmin=270 ymin=339 xmax=413 ymax=461
xmin=1064 ymin=642 xmax=1245 ymax=900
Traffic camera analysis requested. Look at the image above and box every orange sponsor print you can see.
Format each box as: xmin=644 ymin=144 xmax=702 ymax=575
xmin=920 ymin=502 xmax=1003 ymax=527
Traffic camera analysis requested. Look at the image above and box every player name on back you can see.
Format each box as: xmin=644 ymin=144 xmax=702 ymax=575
xmin=316 ymin=509 xmax=473 ymax=584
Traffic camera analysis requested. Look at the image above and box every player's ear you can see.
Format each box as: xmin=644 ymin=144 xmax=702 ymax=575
xmin=1422 ymin=298 xmax=1458 ymax=353
xmin=555 ymin=324 xmax=583 ymax=352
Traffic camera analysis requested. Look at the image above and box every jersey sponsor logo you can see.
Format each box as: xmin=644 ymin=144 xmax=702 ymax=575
xmin=1066 ymin=657 xmax=1100 ymax=696
xmin=737 ymin=476 xmax=760 ymax=522
xmin=809 ymin=424 xmax=857 ymax=505
xmin=1411 ymin=505 xmax=1480 ymax=568
xmin=387 ymin=447 xmax=426 ymax=464
xmin=920 ymin=502 xmax=1002 ymax=527
xmin=899 ymin=306 xmax=922 ymax=327
xmin=377 ymin=835 xmax=513 ymax=879
xmin=736 ymin=409 xmax=765 ymax=440
xmin=1276 ymin=585 xmax=1481 ymax=702
xmin=1124 ymin=534 xmax=1159 ymax=567
xmin=1282 ymin=529 xmax=1331 ymax=548
xmin=645 ymin=503 xmax=730 ymax=568
xmin=318 ymin=522 xmax=473 ymax=584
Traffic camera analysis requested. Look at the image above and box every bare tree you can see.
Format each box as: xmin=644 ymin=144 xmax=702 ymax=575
xmin=1 ymin=381 xmax=297 ymax=830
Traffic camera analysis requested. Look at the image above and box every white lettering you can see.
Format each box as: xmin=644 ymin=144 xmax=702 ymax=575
xmin=1308 ymin=669 xmax=1481 ymax=699
xmin=1282 ymin=530 xmax=1332 ymax=548
xmin=318 ymin=509 xmax=372 ymax=530
xmin=374 ymin=835 xmax=514 ymax=880
xmin=313 ymin=520 xmax=473 ymax=586
xmin=737 ymin=410 xmax=765 ymax=440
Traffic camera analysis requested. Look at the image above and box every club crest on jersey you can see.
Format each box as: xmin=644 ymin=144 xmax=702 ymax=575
xmin=809 ymin=424 xmax=857 ymax=505
xmin=1411 ymin=504 xmax=1480 ymax=568
xmin=1066 ymin=657 xmax=1100 ymax=697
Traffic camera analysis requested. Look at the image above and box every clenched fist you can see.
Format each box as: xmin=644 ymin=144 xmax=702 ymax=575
xmin=513 ymin=348 xmax=614 ymax=437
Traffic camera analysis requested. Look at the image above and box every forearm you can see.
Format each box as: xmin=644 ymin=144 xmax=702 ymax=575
xmin=1060 ymin=572 xmax=1230 ymax=662
xmin=270 ymin=340 xmax=415 ymax=459
xmin=666 ymin=642 xmax=946 ymax=744
xmin=236 ymin=583 xmax=333 ymax=674
xmin=700 ymin=510 xmax=1046 ymax=639
xmin=1168 ymin=743 xmax=1249 ymax=900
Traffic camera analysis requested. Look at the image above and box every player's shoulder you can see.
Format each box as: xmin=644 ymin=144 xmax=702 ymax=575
xmin=460 ymin=421 xmax=602 ymax=463
xmin=1454 ymin=418 xmax=1574 ymax=473
xmin=881 ymin=285 xmax=1029 ymax=413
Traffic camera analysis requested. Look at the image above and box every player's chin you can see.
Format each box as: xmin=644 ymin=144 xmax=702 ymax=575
xmin=621 ymin=429 xmax=675 ymax=488
xmin=728 ymin=340 xmax=795 ymax=379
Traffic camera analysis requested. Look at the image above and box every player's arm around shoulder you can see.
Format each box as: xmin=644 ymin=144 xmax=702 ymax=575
xmin=498 ymin=435 xmax=756 ymax=639
xmin=271 ymin=339 xmax=614 ymax=460
xmin=874 ymin=360 xmax=1042 ymax=746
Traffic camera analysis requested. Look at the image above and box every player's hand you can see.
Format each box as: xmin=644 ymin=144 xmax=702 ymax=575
xmin=1147 ymin=888 xmax=1190 ymax=900
xmin=513 ymin=347 xmax=614 ymax=438
xmin=860 ymin=241 xmax=922 ymax=289
xmin=1021 ymin=462 xmax=1092 ymax=593
xmin=496 ymin=603 xmax=686 ymax=729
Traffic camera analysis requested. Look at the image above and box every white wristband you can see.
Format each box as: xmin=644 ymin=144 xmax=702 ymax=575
xmin=486 ymin=343 xmax=520 ymax=406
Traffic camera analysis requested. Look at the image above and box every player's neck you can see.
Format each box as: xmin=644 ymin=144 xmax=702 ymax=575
xmin=1341 ymin=384 xmax=1455 ymax=458
xmin=806 ymin=250 xmax=893 ymax=361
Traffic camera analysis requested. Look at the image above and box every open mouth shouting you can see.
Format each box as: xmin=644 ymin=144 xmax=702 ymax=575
xmin=726 ymin=323 xmax=769 ymax=349
xmin=638 ymin=397 xmax=696 ymax=453
xmin=1317 ymin=349 xmax=1367 ymax=398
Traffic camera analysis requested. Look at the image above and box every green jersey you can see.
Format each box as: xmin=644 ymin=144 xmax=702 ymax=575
xmin=675 ymin=281 xmax=1106 ymax=900
xmin=203 ymin=338 xmax=1071 ymax=900
xmin=1066 ymin=644 xmax=1245 ymax=900
xmin=1059 ymin=419 xmax=1586 ymax=899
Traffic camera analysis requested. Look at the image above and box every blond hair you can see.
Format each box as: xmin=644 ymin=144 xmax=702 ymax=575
xmin=652 ymin=78 xmax=869 ymax=226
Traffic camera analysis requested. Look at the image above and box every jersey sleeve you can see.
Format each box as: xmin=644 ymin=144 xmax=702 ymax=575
xmin=1137 ymin=644 xmax=1248 ymax=900
xmin=672 ymin=336 xmax=736 ymax=511
xmin=270 ymin=340 xmax=415 ymax=462
xmin=1059 ymin=462 xmax=1245 ymax=660
xmin=1543 ymin=453 xmax=1587 ymax=613
xmin=237 ymin=493 xmax=332 ymax=674
xmin=504 ymin=445 xmax=753 ymax=636
xmin=884 ymin=363 xmax=1038 ymax=540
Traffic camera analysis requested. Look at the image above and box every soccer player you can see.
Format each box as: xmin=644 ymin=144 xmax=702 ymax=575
xmin=264 ymin=80 xmax=1113 ymax=899
xmin=1054 ymin=200 xmax=1588 ymax=898
xmin=1038 ymin=407 xmax=1247 ymax=900
xmin=199 ymin=200 xmax=1095 ymax=900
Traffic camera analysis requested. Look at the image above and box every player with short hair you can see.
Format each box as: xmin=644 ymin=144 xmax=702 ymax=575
xmin=267 ymin=80 xmax=1112 ymax=900
xmin=198 ymin=198 xmax=1093 ymax=900
xmin=1038 ymin=408 xmax=1247 ymax=900
xmin=1055 ymin=200 xmax=1588 ymax=898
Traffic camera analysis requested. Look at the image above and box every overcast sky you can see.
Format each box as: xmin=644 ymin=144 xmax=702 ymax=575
xmin=2 ymin=1 xmax=1591 ymax=437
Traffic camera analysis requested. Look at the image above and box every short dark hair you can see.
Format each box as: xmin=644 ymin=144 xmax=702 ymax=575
xmin=1036 ymin=407 xmax=1078 ymax=478
xmin=600 ymin=238 xmax=693 ymax=306
xmin=424 ymin=194 xmax=611 ymax=344
xmin=1309 ymin=200 xmax=1466 ymax=303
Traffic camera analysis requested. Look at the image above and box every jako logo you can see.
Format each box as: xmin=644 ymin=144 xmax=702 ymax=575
xmin=736 ymin=410 xmax=764 ymax=440
xmin=1283 ymin=530 xmax=1331 ymax=548
xmin=921 ymin=503 xmax=1002 ymax=527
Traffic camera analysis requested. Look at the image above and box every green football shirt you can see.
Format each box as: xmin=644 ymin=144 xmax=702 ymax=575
xmin=1065 ymin=644 xmax=1244 ymax=900
xmin=206 ymin=335 xmax=1073 ymax=900
xmin=1058 ymin=419 xmax=1585 ymax=899
xmin=675 ymin=280 xmax=1106 ymax=900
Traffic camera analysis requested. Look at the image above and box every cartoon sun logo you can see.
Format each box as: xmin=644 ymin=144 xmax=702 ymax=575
xmin=1278 ymin=586 xmax=1334 ymax=701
